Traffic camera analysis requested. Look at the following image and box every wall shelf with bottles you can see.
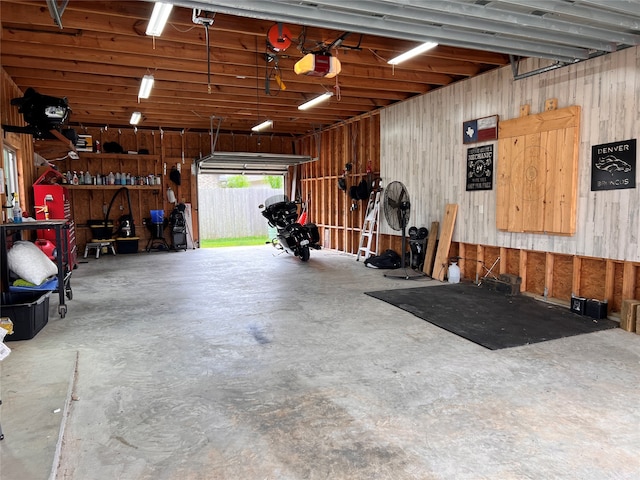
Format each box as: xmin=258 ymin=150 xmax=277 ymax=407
xmin=62 ymin=153 xmax=166 ymax=251
xmin=65 ymin=185 xmax=161 ymax=190
xmin=63 ymin=153 xmax=162 ymax=187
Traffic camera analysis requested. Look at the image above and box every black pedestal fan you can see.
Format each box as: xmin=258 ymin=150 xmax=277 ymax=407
xmin=382 ymin=181 xmax=426 ymax=280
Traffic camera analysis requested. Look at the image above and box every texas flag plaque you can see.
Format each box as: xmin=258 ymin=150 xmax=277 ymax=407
xmin=463 ymin=115 xmax=498 ymax=144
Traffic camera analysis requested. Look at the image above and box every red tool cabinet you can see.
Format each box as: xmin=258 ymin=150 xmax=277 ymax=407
xmin=33 ymin=169 xmax=78 ymax=270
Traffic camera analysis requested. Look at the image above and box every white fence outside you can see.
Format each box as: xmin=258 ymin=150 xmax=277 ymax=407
xmin=198 ymin=187 xmax=281 ymax=239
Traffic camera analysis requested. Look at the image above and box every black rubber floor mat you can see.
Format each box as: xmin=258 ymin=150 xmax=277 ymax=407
xmin=365 ymin=283 xmax=618 ymax=350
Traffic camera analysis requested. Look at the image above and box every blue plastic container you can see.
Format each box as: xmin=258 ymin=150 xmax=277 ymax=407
xmin=150 ymin=209 xmax=164 ymax=224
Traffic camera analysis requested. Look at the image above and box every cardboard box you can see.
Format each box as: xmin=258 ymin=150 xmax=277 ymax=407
xmin=1 ymin=291 xmax=51 ymax=341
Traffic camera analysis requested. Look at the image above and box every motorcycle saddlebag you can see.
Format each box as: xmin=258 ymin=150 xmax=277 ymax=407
xmin=306 ymin=223 xmax=320 ymax=244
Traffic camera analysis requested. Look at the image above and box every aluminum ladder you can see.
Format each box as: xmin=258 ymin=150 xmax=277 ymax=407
xmin=356 ymin=189 xmax=381 ymax=261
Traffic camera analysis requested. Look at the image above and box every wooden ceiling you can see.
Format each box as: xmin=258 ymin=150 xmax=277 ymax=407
xmin=0 ymin=0 xmax=510 ymax=137
xmin=1 ymin=1 xmax=638 ymax=138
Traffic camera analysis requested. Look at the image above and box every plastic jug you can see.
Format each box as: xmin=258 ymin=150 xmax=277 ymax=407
xmin=448 ymin=261 xmax=460 ymax=284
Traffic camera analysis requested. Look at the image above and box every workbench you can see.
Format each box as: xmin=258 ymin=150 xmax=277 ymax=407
xmin=0 ymin=220 xmax=72 ymax=318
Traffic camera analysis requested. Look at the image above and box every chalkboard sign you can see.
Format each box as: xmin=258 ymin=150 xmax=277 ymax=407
xmin=466 ymin=144 xmax=493 ymax=191
xmin=591 ymin=139 xmax=636 ymax=191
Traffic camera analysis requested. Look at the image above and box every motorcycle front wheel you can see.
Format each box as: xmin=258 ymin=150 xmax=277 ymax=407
xmin=299 ymin=246 xmax=310 ymax=261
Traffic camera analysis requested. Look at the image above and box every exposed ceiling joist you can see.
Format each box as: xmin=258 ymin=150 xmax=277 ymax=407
xmin=1 ymin=0 xmax=637 ymax=138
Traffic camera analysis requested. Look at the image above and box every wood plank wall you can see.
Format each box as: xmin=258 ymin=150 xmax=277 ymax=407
xmin=293 ymin=48 xmax=638 ymax=315
xmin=4 ymin=45 xmax=639 ymax=315
xmin=1 ymin=68 xmax=35 ymax=221
xmin=380 ymin=46 xmax=640 ymax=314
xmin=295 ymin=112 xmax=394 ymax=255
xmin=1 ymin=68 xmax=297 ymax=250
xmin=55 ymin=128 xmax=295 ymax=249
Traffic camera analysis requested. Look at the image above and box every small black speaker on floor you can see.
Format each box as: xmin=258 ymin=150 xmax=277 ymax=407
xmin=585 ymin=299 xmax=608 ymax=319
xmin=570 ymin=294 xmax=586 ymax=315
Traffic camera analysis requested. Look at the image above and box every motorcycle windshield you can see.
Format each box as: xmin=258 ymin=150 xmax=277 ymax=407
xmin=264 ymin=194 xmax=289 ymax=208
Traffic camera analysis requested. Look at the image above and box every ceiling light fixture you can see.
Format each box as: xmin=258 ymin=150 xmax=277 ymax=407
xmin=138 ymin=74 xmax=154 ymax=100
xmin=298 ymin=92 xmax=333 ymax=111
xmin=388 ymin=42 xmax=438 ymax=65
xmin=146 ymin=2 xmax=173 ymax=37
xmin=251 ymin=120 xmax=273 ymax=132
xmin=130 ymin=112 xmax=142 ymax=125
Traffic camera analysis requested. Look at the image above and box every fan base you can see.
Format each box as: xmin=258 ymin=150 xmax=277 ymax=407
xmin=384 ymin=268 xmax=430 ymax=280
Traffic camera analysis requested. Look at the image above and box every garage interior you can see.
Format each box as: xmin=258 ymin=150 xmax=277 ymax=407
xmin=1 ymin=1 xmax=640 ymax=479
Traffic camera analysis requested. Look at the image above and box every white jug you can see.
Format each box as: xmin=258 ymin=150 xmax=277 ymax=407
xmin=448 ymin=261 xmax=460 ymax=283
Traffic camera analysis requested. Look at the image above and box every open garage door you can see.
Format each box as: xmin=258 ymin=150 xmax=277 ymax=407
xmin=197 ymin=152 xmax=314 ymax=176
xmin=197 ymin=153 xmax=316 ymax=244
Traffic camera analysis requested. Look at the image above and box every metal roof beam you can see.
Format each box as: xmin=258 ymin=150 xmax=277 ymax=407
xmin=411 ymin=0 xmax=639 ymax=45
xmin=496 ymin=0 xmax=640 ymax=31
xmin=175 ymin=0 xmax=590 ymax=61
xmin=357 ymin=0 xmax=637 ymax=48
xmin=576 ymin=0 xmax=640 ymax=17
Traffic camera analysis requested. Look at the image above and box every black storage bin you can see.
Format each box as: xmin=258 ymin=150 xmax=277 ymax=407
xmin=88 ymin=220 xmax=114 ymax=240
xmin=115 ymin=237 xmax=139 ymax=254
xmin=1 ymin=290 xmax=51 ymax=341
xmin=586 ymin=299 xmax=608 ymax=319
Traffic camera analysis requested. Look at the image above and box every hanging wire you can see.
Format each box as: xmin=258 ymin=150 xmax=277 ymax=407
xmin=255 ymin=37 xmax=260 ymax=124
xmin=170 ymin=23 xmax=197 ymax=33
xmin=368 ymin=47 xmax=395 ymax=75
xmin=192 ymin=9 xmax=216 ymax=93
xmin=205 ymin=22 xmax=211 ymax=94
xmin=265 ymin=61 xmax=285 ymax=96
xmin=333 ymin=47 xmax=341 ymax=100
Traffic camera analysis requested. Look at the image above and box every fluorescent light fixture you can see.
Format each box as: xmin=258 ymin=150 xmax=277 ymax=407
xmin=146 ymin=2 xmax=173 ymax=37
xmin=130 ymin=112 xmax=142 ymax=125
xmin=298 ymin=92 xmax=333 ymax=111
xmin=138 ymin=74 xmax=154 ymax=99
xmin=388 ymin=42 xmax=438 ymax=65
xmin=251 ymin=120 xmax=273 ymax=132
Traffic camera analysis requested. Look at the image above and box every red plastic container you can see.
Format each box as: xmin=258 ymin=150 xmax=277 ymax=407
xmin=34 ymin=238 xmax=56 ymax=260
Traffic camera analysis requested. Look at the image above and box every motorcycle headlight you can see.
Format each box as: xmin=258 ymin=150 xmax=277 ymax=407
xmin=44 ymin=106 xmax=68 ymax=119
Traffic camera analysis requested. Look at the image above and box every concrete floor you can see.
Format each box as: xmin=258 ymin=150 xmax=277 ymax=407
xmin=1 ymin=246 xmax=639 ymax=480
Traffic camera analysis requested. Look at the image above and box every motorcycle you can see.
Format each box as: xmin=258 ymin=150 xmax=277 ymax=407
xmin=260 ymin=194 xmax=321 ymax=261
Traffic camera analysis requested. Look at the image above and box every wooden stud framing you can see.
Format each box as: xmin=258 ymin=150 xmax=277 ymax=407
xmin=545 ymin=252 xmax=555 ymax=298
xmin=572 ymin=256 xmax=582 ymax=296
xmin=499 ymin=247 xmax=508 ymax=276
xmin=605 ymin=260 xmax=616 ymax=306
xmin=519 ymin=250 xmax=528 ymax=293
xmin=622 ymin=262 xmax=637 ymax=300
xmin=458 ymin=243 xmax=467 ymax=280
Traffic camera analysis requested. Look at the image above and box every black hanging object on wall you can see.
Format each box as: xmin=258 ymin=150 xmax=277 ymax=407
xmin=169 ymin=166 xmax=181 ymax=186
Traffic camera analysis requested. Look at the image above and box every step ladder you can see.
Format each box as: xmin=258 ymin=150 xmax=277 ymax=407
xmin=356 ymin=188 xmax=381 ymax=261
